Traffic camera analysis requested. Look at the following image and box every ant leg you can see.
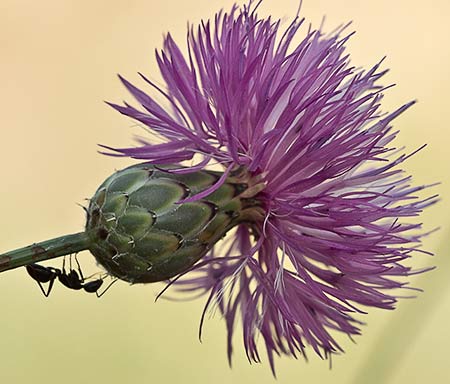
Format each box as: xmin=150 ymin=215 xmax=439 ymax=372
xmin=62 ymin=256 xmax=67 ymax=273
xmin=96 ymin=278 xmax=118 ymax=298
xmin=74 ymin=254 xmax=85 ymax=282
xmin=41 ymin=276 xmax=57 ymax=297
xmin=30 ymin=278 xmax=52 ymax=297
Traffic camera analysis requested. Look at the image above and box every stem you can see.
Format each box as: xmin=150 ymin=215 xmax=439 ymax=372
xmin=0 ymin=232 xmax=92 ymax=273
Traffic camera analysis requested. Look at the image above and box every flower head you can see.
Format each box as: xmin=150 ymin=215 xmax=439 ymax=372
xmin=105 ymin=1 xmax=436 ymax=371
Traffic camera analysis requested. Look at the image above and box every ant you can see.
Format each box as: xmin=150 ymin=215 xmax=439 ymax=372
xmin=26 ymin=255 xmax=115 ymax=298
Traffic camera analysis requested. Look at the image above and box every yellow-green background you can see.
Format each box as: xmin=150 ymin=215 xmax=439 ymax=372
xmin=0 ymin=1 xmax=448 ymax=383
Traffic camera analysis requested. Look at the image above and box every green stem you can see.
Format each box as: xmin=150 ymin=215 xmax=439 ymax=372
xmin=0 ymin=232 xmax=92 ymax=273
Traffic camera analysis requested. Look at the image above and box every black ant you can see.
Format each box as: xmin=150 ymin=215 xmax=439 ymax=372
xmin=25 ymin=256 xmax=115 ymax=298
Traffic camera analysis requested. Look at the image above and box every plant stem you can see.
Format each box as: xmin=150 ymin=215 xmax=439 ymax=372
xmin=0 ymin=232 xmax=92 ymax=273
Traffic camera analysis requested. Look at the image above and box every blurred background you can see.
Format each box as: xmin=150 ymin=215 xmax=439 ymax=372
xmin=0 ymin=0 xmax=448 ymax=383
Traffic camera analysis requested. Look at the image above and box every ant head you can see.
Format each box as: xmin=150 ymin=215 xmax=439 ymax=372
xmin=83 ymin=279 xmax=104 ymax=293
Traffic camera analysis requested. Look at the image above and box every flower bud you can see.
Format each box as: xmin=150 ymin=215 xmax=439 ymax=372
xmin=86 ymin=163 xmax=254 ymax=283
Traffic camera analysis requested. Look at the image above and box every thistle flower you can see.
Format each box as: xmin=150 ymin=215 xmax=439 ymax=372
xmin=0 ymin=1 xmax=437 ymax=373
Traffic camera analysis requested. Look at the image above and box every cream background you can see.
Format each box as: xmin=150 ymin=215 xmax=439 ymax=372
xmin=0 ymin=1 xmax=448 ymax=383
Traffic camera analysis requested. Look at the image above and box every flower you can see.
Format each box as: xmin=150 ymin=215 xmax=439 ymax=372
xmin=105 ymin=1 xmax=436 ymax=372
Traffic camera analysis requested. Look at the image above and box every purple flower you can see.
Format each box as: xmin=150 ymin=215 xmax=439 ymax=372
xmin=105 ymin=1 xmax=436 ymax=372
